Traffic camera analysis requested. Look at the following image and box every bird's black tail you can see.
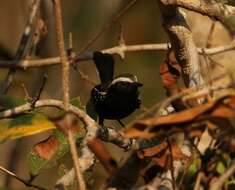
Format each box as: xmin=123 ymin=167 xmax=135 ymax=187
xmin=93 ymin=51 xmax=114 ymax=84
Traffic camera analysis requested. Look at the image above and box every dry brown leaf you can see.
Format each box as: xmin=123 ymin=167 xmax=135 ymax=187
xmin=124 ymin=95 xmax=235 ymax=139
xmin=35 ymin=136 xmax=59 ymax=160
xmin=160 ymin=50 xmax=181 ymax=96
xmin=138 ymin=141 xmax=186 ymax=169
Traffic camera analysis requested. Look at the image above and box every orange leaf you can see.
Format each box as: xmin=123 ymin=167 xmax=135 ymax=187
xmin=35 ymin=136 xmax=59 ymax=160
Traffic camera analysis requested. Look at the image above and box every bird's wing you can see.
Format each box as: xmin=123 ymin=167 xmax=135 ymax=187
xmin=93 ymin=51 xmax=114 ymax=84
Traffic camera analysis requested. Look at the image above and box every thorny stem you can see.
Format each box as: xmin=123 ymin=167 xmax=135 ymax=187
xmin=0 ymin=41 xmax=234 ymax=69
xmin=53 ymin=0 xmax=69 ymax=110
xmin=53 ymin=0 xmax=86 ymax=190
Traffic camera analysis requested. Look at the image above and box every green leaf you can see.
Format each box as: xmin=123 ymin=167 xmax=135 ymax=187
xmin=182 ymin=157 xmax=201 ymax=189
xmin=27 ymin=97 xmax=85 ymax=175
xmin=27 ymin=128 xmax=84 ymax=175
xmin=0 ymin=95 xmax=26 ymax=109
xmin=0 ymin=113 xmax=56 ymax=143
xmin=187 ymin=163 xmax=198 ymax=179
xmin=70 ymin=97 xmax=84 ymax=108
xmin=0 ymin=187 xmax=10 ymax=190
xmin=217 ymin=161 xmax=226 ymax=174
xmin=27 ymin=129 xmax=68 ymax=175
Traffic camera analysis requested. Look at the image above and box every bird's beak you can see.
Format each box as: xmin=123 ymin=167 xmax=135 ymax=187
xmin=134 ymin=82 xmax=143 ymax=87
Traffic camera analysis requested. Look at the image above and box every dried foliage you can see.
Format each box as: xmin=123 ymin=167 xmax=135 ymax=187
xmin=0 ymin=1 xmax=235 ymax=190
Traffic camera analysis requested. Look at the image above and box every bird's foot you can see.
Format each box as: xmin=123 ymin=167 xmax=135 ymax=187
xmin=98 ymin=126 xmax=109 ymax=141
xmin=123 ymin=138 xmax=134 ymax=151
xmin=117 ymin=120 xmax=125 ymax=128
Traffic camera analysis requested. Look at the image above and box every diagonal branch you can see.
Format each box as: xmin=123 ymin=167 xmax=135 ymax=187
xmin=0 ymin=0 xmax=41 ymax=94
xmin=0 ymin=166 xmax=46 ymax=190
xmin=78 ymin=0 xmax=139 ymax=54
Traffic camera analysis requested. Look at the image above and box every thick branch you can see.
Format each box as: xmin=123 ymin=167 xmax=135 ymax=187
xmin=160 ymin=0 xmax=235 ymax=20
xmin=160 ymin=0 xmax=235 ymax=34
xmin=158 ymin=1 xmax=203 ymax=87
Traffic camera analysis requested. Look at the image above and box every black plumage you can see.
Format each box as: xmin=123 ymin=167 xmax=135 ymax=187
xmin=90 ymin=51 xmax=143 ymax=127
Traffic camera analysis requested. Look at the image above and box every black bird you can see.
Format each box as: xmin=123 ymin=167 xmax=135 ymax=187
xmin=90 ymin=51 xmax=143 ymax=129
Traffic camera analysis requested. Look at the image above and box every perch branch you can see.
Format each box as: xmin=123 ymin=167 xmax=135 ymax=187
xmin=0 ymin=98 xmax=130 ymax=188
xmin=0 ymin=98 xmax=97 ymax=189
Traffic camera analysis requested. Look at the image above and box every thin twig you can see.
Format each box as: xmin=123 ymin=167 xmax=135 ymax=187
xmin=53 ymin=0 xmax=69 ymax=110
xmin=77 ymin=0 xmax=139 ymax=54
xmin=31 ymin=74 xmax=47 ymax=106
xmin=0 ymin=166 xmax=46 ymax=190
xmin=193 ymin=171 xmax=203 ymax=190
xmin=78 ymin=69 xmax=97 ymax=86
xmin=53 ymin=0 xmax=86 ymax=189
xmin=102 ymin=43 xmax=168 ymax=57
xmin=3 ymin=0 xmax=42 ymax=186
xmin=205 ymin=21 xmax=216 ymax=48
xmin=67 ymin=130 xmax=86 ymax=189
xmin=21 ymin=83 xmax=33 ymax=102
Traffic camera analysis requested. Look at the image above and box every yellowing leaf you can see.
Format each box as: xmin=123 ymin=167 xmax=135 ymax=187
xmin=0 ymin=113 xmax=56 ymax=143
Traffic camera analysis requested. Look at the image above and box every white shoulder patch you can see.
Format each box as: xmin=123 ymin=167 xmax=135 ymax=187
xmin=110 ymin=77 xmax=134 ymax=86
